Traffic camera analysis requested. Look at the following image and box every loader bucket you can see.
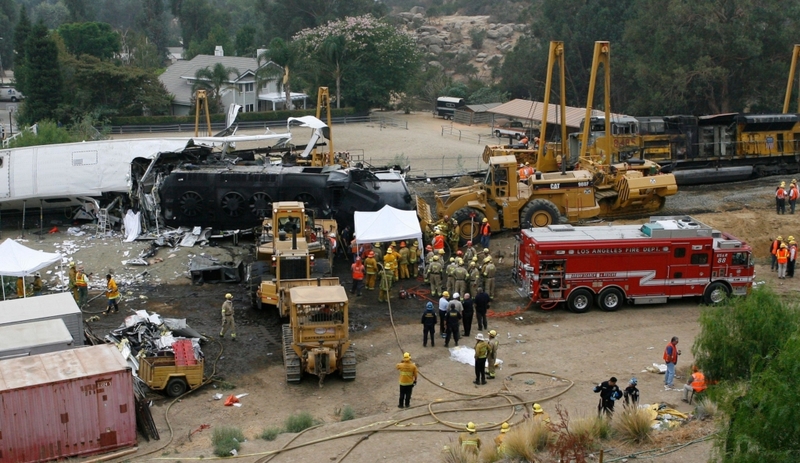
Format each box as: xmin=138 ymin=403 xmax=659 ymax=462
xmin=416 ymin=195 xmax=434 ymax=231
xmin=618 ymin=173 xmax=678 ymax=208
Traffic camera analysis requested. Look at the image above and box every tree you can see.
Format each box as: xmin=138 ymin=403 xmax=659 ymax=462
xmin=171 ymin=0 xmax=213 ymax=51
xmin=16 ymin=22 xmax=62 ymax=125
xmin=137 ymin=0 xmax=169 ymax=64
xmin=58 ymin=54 xmax=171 ymax=120
xmin=255 ymin=0 xmax=388 ymax=43
xmin=621 ymin=0 xmax=800 ymax=115
xmin=293 ymin=15 xmax=421 ymax=112
xmin=58 ymin=22 xmax=121 ymax=60
xmin=32 ymin=2 xmax=69 ymax=29
xmin=0 ymin=0 xmax=16 ymax=72
xmin=258 ymin=37 xmax=295 ymax=110
xmin=469 ymin=86 xmax=509 ymax=104
xmin=319 ymin=34 xmax=346 ymax=108
xmin=499 ymin=0 xmax=635 ymax=107
xmin=64 ymin=0 xmax=91 ymax=22
xmin=192 ymin=62 xmax=238 ymax=112
xmin=234 ymin=25 xmax=256 ymax=57
xmin=692 ymin=287 xmax=800 ymax=461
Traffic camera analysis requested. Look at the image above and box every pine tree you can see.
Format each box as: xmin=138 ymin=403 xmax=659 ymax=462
xmin=17 ymin=22 xmax=62 ymax=125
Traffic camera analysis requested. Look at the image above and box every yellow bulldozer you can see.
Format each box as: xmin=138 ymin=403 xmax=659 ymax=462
xmin=435 ymin=41 xmax=677 ymax=242
xmin=282 ymin=285 xmax=356 ymax=384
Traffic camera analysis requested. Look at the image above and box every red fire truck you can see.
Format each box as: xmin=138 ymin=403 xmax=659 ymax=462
xmin=513 ymin=216 xmax=754 ymax=313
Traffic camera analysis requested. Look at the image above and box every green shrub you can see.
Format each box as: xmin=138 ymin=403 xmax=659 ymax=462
xmin=284 ymin=412 xmax=315 ymax=433
xmin=592 ymin=414 xmax=611 ymax=440
xmin=260 ymin=427 xmax=281 ymax=441
xmin=211 ymin=426 xmax=245 ymax=457
xmin=612 ymin=407 xmax=653 ymax=444
xmin=340 ymin=405 xmax=355 ymax=421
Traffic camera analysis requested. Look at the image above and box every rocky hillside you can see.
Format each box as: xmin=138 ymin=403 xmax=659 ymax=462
xmin=393 ymin=10 xmax=528 ymax=82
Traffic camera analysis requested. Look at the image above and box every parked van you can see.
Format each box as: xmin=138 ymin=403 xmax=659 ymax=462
xmin=435 ymin=96 xmax=465 ymax=120
xmin=0 ymin=87 xmax=23 ymax=102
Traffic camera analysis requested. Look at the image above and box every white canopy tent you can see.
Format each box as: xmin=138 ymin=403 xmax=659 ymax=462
xmin=0 ymin=239 xmax=63 ymax=300
xmin=354 ymin=205 xmax=423 ymax=250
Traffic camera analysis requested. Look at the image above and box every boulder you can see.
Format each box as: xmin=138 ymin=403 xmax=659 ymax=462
xmin=486 ymin=29 xmax=500 ymax=39
xmin=399 ymin=12 xmax=414 ymax=20
xmin=428 ymin=61 xmax=444 ymax=69
xmin=410 ymin=6 xmax=426 ymax=15
xmin=421 ymin=35 xmax=444 ymax=46
xmin=419 ymin=25 xmax=438 ymax=33
xmin=497 ymin=25 xmax=513 ymax=38
xmin=428 ymin=44 xmax=443 ymax=54
xmin=413 ymin=13 xmax=424 ymax=21
xmin=476 ymin=52 xmax=487 ymax=58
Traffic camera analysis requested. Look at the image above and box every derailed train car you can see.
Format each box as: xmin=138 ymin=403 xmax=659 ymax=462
xmin=156 ymin=164 xmax=414 ymax=230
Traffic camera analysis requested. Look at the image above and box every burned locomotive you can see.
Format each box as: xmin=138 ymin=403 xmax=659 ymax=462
xmin=156 ymin=163 xmax=414 ymax=230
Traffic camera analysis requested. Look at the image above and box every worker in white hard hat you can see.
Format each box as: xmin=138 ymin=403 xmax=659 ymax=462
xmin=32 ymin=272 xmax=44 ymax=296
xmin=220 ymin=293 xmax=236 ymax=340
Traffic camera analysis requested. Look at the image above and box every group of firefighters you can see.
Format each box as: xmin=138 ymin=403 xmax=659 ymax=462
xmin=775 ymin=179 xmax=800 ymax=214
xmin=347 ymin=232 xmax=498 ymax=302
xmin=770 ymin=235 xmax=797 ymax=279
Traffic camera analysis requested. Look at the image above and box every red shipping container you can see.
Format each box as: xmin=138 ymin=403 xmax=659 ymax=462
xmin=0 ymin=344 xmax=136 ymax=462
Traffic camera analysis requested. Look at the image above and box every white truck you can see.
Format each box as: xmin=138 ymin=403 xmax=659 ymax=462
xmin=493 ymin=121 xmax=536 ymax=140
xmin=0 ymin=87 xmax=23 ymax=102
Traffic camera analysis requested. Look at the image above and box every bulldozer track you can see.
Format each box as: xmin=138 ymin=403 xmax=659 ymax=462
xmin=341 ymin=346 xmax=357 ymax=380
xmin=282 ymin=324 xmax=302 ymax=382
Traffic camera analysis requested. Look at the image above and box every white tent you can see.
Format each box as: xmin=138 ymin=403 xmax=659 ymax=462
xmin=354 ymin=205 xmax=423 ymax=249
xmin=0 ymin=239 xmax=63 ymax=300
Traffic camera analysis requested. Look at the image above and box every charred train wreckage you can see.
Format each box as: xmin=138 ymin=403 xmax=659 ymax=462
xmin=0 ymin=114 xmax=415 ymax=232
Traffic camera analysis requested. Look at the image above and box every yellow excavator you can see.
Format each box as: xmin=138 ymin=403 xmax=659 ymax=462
xmin=481 ymin=41 xmax=677 ymax=218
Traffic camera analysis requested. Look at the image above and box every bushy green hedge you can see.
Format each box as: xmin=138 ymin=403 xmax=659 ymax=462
xmin=109 ymin=107 xmax=357 ymax=126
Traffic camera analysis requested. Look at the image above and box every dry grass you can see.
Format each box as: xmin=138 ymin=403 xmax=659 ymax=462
xmin=568 ymin=416 xmax=601 ymax=447
xmin=612 ymin=407 xmax=654 ymax=444
xmin=694 ymin=396 xmax=720 ymax=421
xmin=440 ymin=437 xmax=479 ymax=463
xmin=502 ymin=419 xmax=552 ymax=461
xmin=478 ymin=444 xmax=502 ymax=463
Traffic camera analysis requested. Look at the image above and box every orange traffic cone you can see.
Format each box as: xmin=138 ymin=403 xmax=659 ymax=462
xmin=48 ymin=226 xmax=59 ymax=234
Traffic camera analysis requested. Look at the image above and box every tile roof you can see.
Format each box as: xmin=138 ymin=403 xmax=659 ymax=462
xmin=159 ymin=54 xmax=263 ymax=106
xmin=487 ymin=99 xmax=628 ymax=129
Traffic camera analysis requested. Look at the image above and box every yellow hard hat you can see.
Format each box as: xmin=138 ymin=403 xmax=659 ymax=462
xmin=781 ymin=181 xmax=786 ymax=187
xmin=403 ymin=352 xmax=411 ymax=360
xmin=500 ymin=422 xmax=510 ymax=433
xmin=466 ymin=422 xmax=476 ymax=432
xmin=781 ymin=243 xmax=788 ymax=248
xmin=789 ymin=236 xmax=795 ymax=241
xmin=225 ymin=293 xmax=233 ymax=299
xmin=489 ymin=329 xmax=497 ymax=337
xmin=450 ymin=257 xmax=455 ymax=262
xmin=533 ymin=403 xmax=543 ymax=413
xmin=525 ymin=162 xmax=530 ymax=166
xmin=433 ymin=255 xmax=439 ymax=261
xmin=443 ymin=291 xmax=450 ymax=298
xmin=482 ymin=218 xmax=488 ymax=223
xmin=484 ymin=256 xmax=492 ymax=263
xmin=792 ymin=241 xmax=797 ymax=245
xmin=69 ymin=261 xmax=76 ymax=267
xmin=778 ymin=236 xmax=784 ymax=241
xmin=457 ymin=258 xmax=463 ymax=265
xmin=438 ymin=249 xmax=445 ymax=254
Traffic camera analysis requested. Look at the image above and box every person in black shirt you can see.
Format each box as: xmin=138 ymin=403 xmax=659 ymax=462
xmin=445 ymin=303 xmax=462 ymax=347
xmin=474 ymin=288 xmax=490 ymax=331
xmin=623 ymin=377 xmax=640 ymax=407
xmin=421 ymin=302 xmax=438 ymax=347
xmin=593 ymin=377 xmax=622 ymax=417
xmin=461 ymin=293 xmax=474 ymax=337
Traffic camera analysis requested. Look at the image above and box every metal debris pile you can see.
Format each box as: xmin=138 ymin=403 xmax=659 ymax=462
xmin=106 ymin=310 xmax=207 ymax=372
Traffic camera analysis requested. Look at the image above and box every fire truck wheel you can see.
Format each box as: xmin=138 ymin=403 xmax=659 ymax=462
xmin=703 ymin=282 xmax=730 ymax=305
xmin=166 ymin=377 xmax=189 ymax=397
xmin=567 ymin=288 xmax=593 ymax=314
xmin=521 ymin=200 xmax=560 ymax=228
xmin=453 ymin=208 xmax=486 ymax=244
xmin=598 ymin=287 xmax=623 ymax=311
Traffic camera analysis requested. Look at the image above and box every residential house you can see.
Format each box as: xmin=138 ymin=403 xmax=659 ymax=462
xmin=159 ymin=48 xmax=308 ymax=116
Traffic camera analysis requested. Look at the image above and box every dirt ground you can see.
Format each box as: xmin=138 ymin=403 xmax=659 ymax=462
xmin=5 ymin=112 xmax=795 ymax=462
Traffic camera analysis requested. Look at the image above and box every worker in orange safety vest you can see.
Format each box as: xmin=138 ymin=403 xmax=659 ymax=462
xmin=790 ymin=179 xmax=799 ymax=214
xmin=777 ymin=243 xmax=790 ymax=279
xmin=771 ymin=236 xmax=783 ymax=271
xmin=351 ymin=257 xmax=365 ymax=296
xmin=682 ymin=365 xmax=707 ymax=402
xmin=776 ymin=181 xmax=787 ymax=214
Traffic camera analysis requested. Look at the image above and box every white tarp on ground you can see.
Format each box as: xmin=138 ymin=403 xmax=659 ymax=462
xmin=0 ymin=239 xmax=62 ymax=277
xmin=354 ymin=205 xmax=423 ymax=248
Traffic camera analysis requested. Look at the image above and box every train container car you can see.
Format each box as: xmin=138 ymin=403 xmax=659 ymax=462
xmin=0 ymin=344 xmax=136 ymax=462
xmin=0 ymin=293 xmax=84 ymax=345
xmin=0 ymin=319 xmax=74 ymax=359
